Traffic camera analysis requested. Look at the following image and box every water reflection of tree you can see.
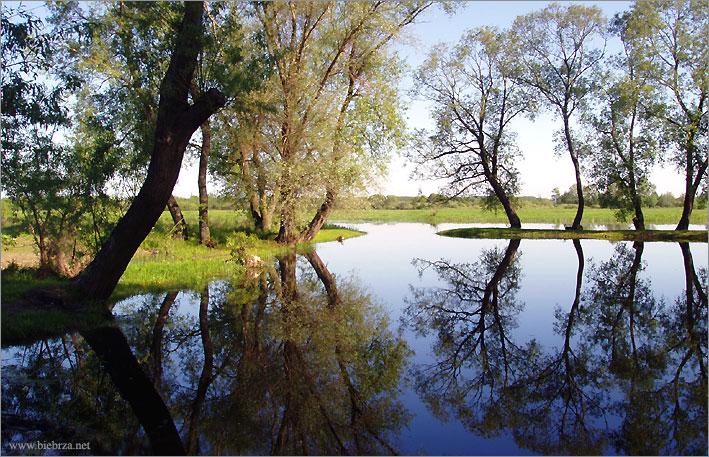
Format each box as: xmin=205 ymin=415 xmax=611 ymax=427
xmin=1 ymin=327 xmax=177 ymax=454
xmin=404 ymin=240 xmax=527 ymax=428
xmin=222 ymin=252 xmax=410 ymax=455
xmin=3 ymin=253 xmax=410 ymax=455
xmin=124 ymin=254 xmax=411 ymax=455
xmin=405 ymin=239 xmax=708 ymax=455
xmin=505 ymin=240 xmax=608 ymax=455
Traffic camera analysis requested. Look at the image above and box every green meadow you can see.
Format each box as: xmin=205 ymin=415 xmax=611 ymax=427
xmin=329 ymin=205 xmax=708 ymax=225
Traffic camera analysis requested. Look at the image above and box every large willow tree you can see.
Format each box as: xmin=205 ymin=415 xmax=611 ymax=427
xmin=214 ymin=2 xmax=430 ymax=244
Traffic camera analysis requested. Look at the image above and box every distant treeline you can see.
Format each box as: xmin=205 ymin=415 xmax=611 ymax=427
xmin=1 ymin=187 xmax=701 ymax=226
xmin=333 ymin=188 xmax=706 ymax=211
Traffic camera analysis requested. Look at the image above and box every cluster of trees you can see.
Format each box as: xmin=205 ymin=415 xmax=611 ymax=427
xmin=1 ymin=1 xmax=432 ymax=278
xmin=366 ymin=193 xmax=472 ymax=210
xmin=550 ymin=184 xmax=705 ymax=209
xmin=409 ymin=1 xmax=707 ymax=230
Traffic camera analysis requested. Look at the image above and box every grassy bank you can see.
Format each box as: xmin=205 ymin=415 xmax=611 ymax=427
xmin=1 ymin=223 xmax=364 ymax=344
xmin=330 ymin=206 xmax=707 ymax=225
xmin=439 ymin=227 xmax=708 ymax=242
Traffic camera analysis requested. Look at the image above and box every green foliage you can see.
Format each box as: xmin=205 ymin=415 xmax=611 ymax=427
xmin=1 ymin=4 xmax=122 ymax=276
xmin=621 ymin=1 xmax=708 ymax=225
xmin=2 ymin=234 xmax=17 ymax=250
xmin=211 ymin=2 xmax=429 ymax=239
xmin=226 ymin=231 xmax=265 ymax=263
xmin=656 ymin=192 xmax=683 ymax=208
xmin=410 ymin=25 xmax=531 ymax=227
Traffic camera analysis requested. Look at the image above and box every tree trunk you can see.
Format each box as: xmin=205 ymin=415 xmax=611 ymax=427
xmin=71 ymin=2 xmax=226 ymax=302
xmin=631 ymin=194 xmax=645 ymax=231
xmin=277 ymin=191 xmax=299 ymax=245
xmin=81 ymin=326 xmax=186 ymax=455
xmin=676 ymin=160 xmax=706 ymax=230
xmin=262 ymin=192 xmax=275 ymax=231
xmin=151 ymin=291 xmax=178 ymax=387
xmin=198 ymin=120 xmax=211 ymax=245
xmin=485 ymin=170 xmax=521 ymax=228
xmin=166 ymin=195 xmax=188 ymax=240
xmin=563 ymin=117 xmax=584 ymax=230
xmin=569 ymin=152 xmax=585 ymax=230
xmin=676 ymin=119 xmax=708 ymax=230
xmin=186 ymin=286 xmax=213 ymax=455
xmin=300 ymin=189 xmax=337 ymax=242
xmin=238 ymin=143 xmax=265 ymax=230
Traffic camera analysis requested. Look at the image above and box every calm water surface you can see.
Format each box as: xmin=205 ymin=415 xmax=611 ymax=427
xmin=2 ymin=223 xmax=707 ymax=455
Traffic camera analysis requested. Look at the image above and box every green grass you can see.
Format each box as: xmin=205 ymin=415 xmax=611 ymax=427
xmin=329 ymin=206 xmax=708 ymax=225
xmin=112 ymin=224 xmax=364 ymax=301
xmin=312 ymin=224 xmax=366 ymax=243
xmin=0 ymin=267 xmax=110 ymax=346
xmin=438 ymin=227 xmax=708 ymax=242
xmin=1 ymin=266 xmax=68 ymax=303
xmin=1 ymin=220 xmax=365 ymax=343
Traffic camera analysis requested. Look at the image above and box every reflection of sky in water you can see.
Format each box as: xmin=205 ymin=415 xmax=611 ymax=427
xmin=314 ymin=222 xmax=707 ymax=455
xmin=2 ymin=223 xmax=706 ymax=456
xmin=317 ymin=222 xmax=706 ymax=347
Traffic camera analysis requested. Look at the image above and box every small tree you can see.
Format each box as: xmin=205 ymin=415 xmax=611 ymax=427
xmin=1 ymin=5 xmax=118 ymax=276
xmin=410 ymin=27 xmax=535 ymax=228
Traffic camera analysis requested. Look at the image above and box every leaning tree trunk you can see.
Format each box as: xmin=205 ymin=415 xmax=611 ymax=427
xmin=299 ymin=189 xmax=337 ymax=242
xmin=166 ymin=195 xmax=189 ymax=240
xmin=481 ymin=158 xmax=521 ymax=229
xmin=198 ymin=120 xmax=211 ymax=245
xmin=676 ymin=122 xmax=708 ymax=231
xmin=676 ymin=158 xmax=707 ymax=230
xmin=72 ymin=2 xmax=226 ymax=302
xmin=564 ymin=120 xmax=584 ymax=230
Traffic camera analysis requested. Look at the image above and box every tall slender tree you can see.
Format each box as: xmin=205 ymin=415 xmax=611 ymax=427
xmin=512 ymin=4 xmax=607 ymax=229
xmin=585 ymin=13 xmax=659 ymax=230
xmin=623 ymin=1 xmax=708 ymax=230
